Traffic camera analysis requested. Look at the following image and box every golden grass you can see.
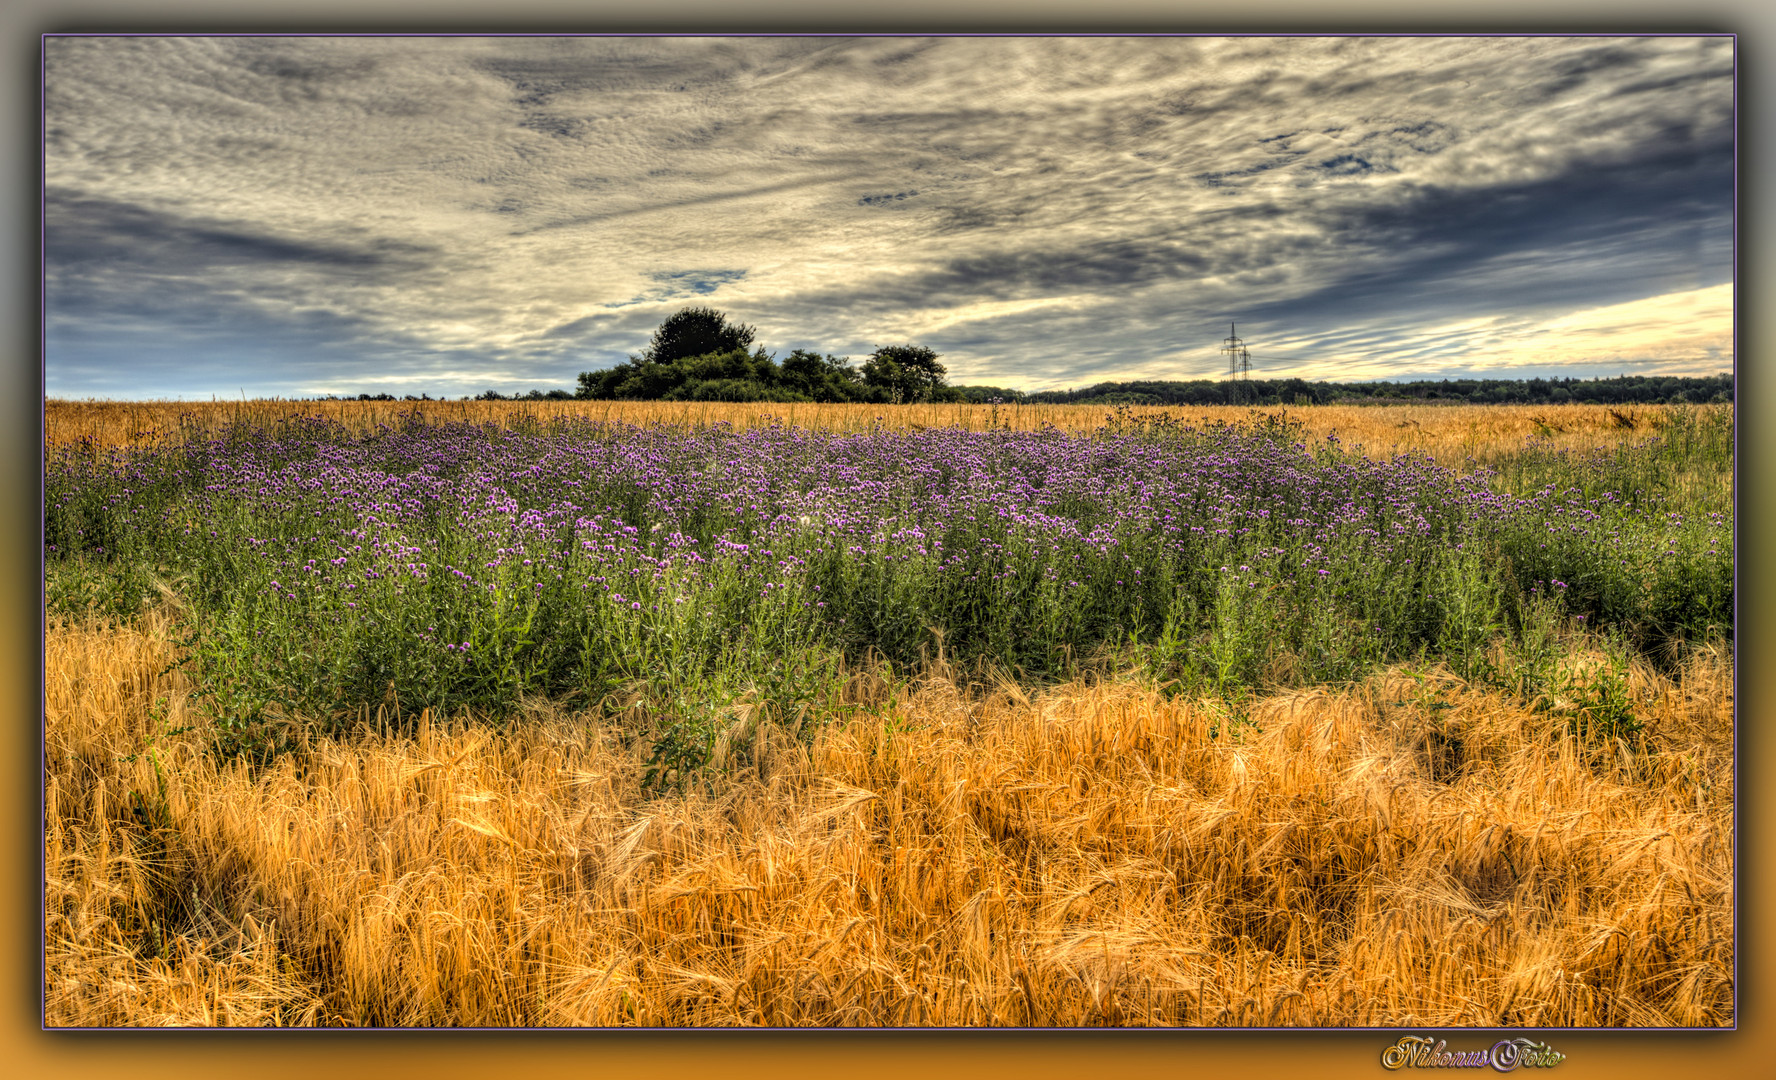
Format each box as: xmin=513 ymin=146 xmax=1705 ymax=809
xmin=46 ymin=610 xmax=1733 ymax=1027
xmin=44 ymin=398 xmax=1717 ymax=468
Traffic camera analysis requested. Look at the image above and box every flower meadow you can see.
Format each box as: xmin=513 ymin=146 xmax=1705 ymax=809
xmin=45 ymin=408 xmax=1732 ymax=780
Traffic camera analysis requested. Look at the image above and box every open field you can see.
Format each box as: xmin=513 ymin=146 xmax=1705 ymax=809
xmin=47 ymin=610 xmax=1733 ymax=1027
xmin=43 ymin=401 xmax=1734 ymax=1026
xmin=46 ymin=398 xmax=1715 ymax=473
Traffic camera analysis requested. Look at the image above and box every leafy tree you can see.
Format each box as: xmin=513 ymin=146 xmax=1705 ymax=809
xmin=576 ymin=367 xmax=625 ymax=400
xmin=862 ymin=344 xmax=948 ymax=403
xmin=781 ymin=349 xmax=869 ymax=403
xmin=641 ymin=306 xmax=758 ymax=365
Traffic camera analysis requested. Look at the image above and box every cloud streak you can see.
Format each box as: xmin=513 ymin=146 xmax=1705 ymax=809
xmin=44 ymin=35 xmax=1734 ymax=398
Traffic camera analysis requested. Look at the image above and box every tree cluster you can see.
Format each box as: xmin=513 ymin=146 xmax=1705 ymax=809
xmin=572 ymin=306 xmax=961 ymax=404
xmin=314 ymin=392 xmax=439 ymax=402
xmin=475 ymin=388 xmax=575 ymax=401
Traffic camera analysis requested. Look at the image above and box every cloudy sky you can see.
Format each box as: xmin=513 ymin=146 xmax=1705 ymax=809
xmin=44 ymin=34 xmax=1734 ymax=399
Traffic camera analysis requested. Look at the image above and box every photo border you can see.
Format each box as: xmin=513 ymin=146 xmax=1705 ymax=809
xmin=11 ymin=4 xmax=1765 ymax=1078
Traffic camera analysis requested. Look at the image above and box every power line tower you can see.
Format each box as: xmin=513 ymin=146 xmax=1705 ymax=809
xmin=1221 ymin=322 xmax=1252 ymax=403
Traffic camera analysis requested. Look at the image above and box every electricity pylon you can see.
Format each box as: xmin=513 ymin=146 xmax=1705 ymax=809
xmin=1221 ymin=322 xmax=1252 ymax=403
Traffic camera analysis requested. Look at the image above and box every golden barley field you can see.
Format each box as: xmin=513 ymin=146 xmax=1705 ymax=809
xmin=45 ymin=397 xmax=1714 ymax=471
xmin=46 ymin=606 xmax=1732 ymax=1028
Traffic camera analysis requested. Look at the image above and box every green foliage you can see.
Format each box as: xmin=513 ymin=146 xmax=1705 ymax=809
xmin=780 ymin=349 xmax=870 ymax=403
xmin=666 ymin=378 xmax=811 ymax=403
xmin=1202 ymin=564 xmax=1270 ymax=692
xmin=46 ymin=559 xmax=161 ymax=621
xmin=862 ymin=344 xmax=949 ymax=403
xmin=1484 ymin=427 xmax=1734 ymax=657
xmin=641 ymin=644 xmax=848 ymax=792
xmin=578 ymin=347 xmax=802 ymax=402
xmin=1434 ymin=540 xmax=1507 ymax=684
xmin=47 ymin=407 xmax=1729 ymax=783
xmin=476 ymin=388 xmax=574 ymax=401
xmin=576 ymin=309 xmax=954 ymax=404
xmin=640 ymin=305 xmax=758 ymax=365
xmin=1504 ymin=584 xmax=1568 ymax=704
xmin=1550 ymin=632 xmax=1642 ymax=743
xmin=660 ymin=349 xmax=805 ymax=401
xmin=951 ymin=386 xmax=1029 ymax=405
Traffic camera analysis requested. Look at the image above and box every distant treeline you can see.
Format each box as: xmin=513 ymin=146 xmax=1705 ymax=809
xmin=313 ymin=306 xmax=1734 ymax=408
xmin=960 ymin=373 xmax=1735 ymax=408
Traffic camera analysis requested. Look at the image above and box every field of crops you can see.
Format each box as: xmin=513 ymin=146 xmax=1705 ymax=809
xmin=47 ymin=397 xmax=1707 ymax=467
xmin=43 ymin=400 xmax=1735 ymax=1027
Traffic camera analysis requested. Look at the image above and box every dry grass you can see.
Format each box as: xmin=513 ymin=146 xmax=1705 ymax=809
xmin=44 ymin=398 xmax=1714 ymax=468
xmin=46 ymin=609 xmax=1733 ymax=1027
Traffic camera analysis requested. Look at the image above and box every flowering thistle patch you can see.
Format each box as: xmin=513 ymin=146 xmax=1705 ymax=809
xmin=45 ymin=411 xmax=1732 ymax=727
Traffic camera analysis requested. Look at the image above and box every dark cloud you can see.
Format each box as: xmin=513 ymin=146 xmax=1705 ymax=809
xmin=1533 ymin=42 xmax=1650 ymax=102
xmin=477 ymin=52 xmax=709 ymax=102
xmin=47 ymin=193 xmax=438 ymax=276
xmin=932 ymin=239 xmax=1215 ymax=298
xmin=1611 ymin=65 xmax=1737 ymax=98
xmin=239 ymin=46 xmax=380 ymax=85
xmin=859 ymin=190 xmax=919 ymax=207
xmin=1241 ymin=132 xmax=1733 ymax=329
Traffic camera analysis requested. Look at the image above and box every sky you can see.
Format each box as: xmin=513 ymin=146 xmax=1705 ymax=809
xmin=43 ymin=34 xmax=1735 ymax=399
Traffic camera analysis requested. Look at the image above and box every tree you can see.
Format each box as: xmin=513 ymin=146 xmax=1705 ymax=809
xmin=781 ymin=349 xmax=867 ymax=403
xmin=641 ymin=305 xmax=757 ymax=365
xmin=861 ymin=344 xmax=948 ymax=403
